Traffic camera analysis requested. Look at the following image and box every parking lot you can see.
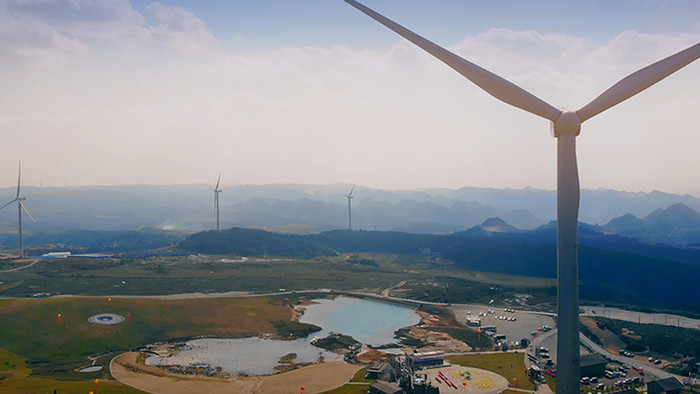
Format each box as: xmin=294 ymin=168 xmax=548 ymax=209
xmin=451 ymin=304 xmax=556 ymax=349
xmin=451 ymin=303 xmax=688 ymax=389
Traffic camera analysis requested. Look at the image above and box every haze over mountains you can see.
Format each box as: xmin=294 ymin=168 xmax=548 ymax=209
xmin=1 ymin=184 xmax=699 ymax=246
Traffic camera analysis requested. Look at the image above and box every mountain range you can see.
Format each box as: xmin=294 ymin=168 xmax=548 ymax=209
xmin=602 ymin=203 xmax=700 ymax=245
xmin=1 ymin=184 xmax=699 ymax=246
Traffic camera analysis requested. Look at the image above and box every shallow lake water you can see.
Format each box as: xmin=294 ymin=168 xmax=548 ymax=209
xmin=146 ymin=296 xmax=420 ymax=375
xmin=299 ymin=296 xmax=421 ymax=347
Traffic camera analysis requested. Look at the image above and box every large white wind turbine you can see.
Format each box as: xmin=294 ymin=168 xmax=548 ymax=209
xmin=344 ymin=183 xmax=356 ymax=230
xmin=342 ymin=1 xmax=699 ymax=392
xmin=0 ymin=162 xmax=37 ymax=258
xmin=212 ymin=173 xmax=222 ymax=231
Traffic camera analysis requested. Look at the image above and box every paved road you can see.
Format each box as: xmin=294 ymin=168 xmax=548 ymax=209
xmin=578 ymin=331 xmax=685 ymax=382
xmin=524 ymin=327 xmax=685 ymax=386
xmin=0 ymin=259 xmax=38 ymax=273
xmin=582 ymin=306 xmax=700 ymax=330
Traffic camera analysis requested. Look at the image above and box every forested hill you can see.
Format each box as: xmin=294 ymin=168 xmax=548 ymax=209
xmin=176 ymin=225 xmax=700 ymax=312
xmin=177 ymin=227 xmax=335 ymax=257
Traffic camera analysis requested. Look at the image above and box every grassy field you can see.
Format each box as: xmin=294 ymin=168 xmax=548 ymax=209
xmin=446 ymin=352 xmax=533 ymax=391
xmin=320 ymin=383 xmax=371 ymax=394
xmin=0 ymin=348 xmax=145 ymax=394
xmin=349 ymin=366 xmax=372 ymax=383
xmin=0 ymin=253 xmax=556 ymax=309
xmin=0 ymin=295 xmax=313 ymax=380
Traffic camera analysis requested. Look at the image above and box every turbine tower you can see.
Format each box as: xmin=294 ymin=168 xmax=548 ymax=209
xmin=344 ymin=183 xmax=356 ymax=230
xmin=212 ymin=173 xmax=222 ymax=231
xmin=0 ymin=162 xmax=37 ymax=258
xmin=342 ymin=1 xmax=699 ymax=392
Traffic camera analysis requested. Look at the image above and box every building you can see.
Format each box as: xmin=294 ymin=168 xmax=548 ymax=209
xmin=647 ymin=377 xmax=683 ymax=394
xmin=580 ymin=353 xmax=608 ymax=377
xmin=410 ymin=351 xmax=444 ymax=369
xmin=366 ymin=362 xmax=389 ymax=380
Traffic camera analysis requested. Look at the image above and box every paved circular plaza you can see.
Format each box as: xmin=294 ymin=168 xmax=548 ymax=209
xmin=88 ymin=313 xmax=125 ymax=325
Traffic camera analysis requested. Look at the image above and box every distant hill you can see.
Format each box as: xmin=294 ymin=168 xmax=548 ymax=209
xmin=177 ymin=227 xmax=335 ymax=257
xmin=302 ymin=226 xmax=700 ymax=311
xmin=1 ymin=183 xmax=698 ymax=245
xmin=4 ymin=228 xmax=188 ymax=253
xmin=456 ymin=217 xmax=523 ymax=237
xmin=175 ymin=223 xmax=700 ymax=310
xmin=602 ymin=203 xmax=700 ymax=245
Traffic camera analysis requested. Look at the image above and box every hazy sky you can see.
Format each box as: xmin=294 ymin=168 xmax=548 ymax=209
xmin=1 ymin=0 xmax=699 ymax=195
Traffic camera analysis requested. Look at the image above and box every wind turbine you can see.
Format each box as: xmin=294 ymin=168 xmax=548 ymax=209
xmin=0 ymin=162 xmax=37 ymax=258
xmin=212 ymin=173 xmax=222 ymax=231
xmin=344 ymin=183 xmax=356 ymax=230
xmin=341 ymin=1 xmax=699 ymax=392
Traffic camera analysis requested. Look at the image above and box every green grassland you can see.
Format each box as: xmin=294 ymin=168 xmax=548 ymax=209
xmin=320 ymin=384 xmax=371 ymax=394
xmin=0 ymin=253 xmax=556 ymax=309
xmin=593 ymin=317 xmax=700 ymax=368
xmin=349 ymin=366 xmax=371 ymax=383
xmin=0 ymin=295 xmax=313 ymax=380
xmin=0 ymin=348 xmax=145 ymax=394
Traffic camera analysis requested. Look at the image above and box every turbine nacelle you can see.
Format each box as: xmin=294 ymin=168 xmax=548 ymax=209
xmin=552 ymin=111 xmax=581 ymax=138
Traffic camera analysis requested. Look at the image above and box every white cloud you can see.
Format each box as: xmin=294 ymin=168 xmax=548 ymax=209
xmin=581 ymin=30 xmax=700 ymax=94
xmin=0 ymin=0 xmax=214 ymax=67
xmin=0 ymin=12 xmax=697 ymax=194
xmin=145 ymin=2 xmax=215 ymax=50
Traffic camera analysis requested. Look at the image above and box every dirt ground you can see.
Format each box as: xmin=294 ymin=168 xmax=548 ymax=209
xmin=110 ymin=352 xmax=362 ymax=394
xmin=580 ymin=316 xmax=626 ymax=354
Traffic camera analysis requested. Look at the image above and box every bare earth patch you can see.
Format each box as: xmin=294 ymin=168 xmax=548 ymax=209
xmin=580 ymin=316 xmax=626 ymax=354
xmin=397 ymin=309 xmax=473 ymax=353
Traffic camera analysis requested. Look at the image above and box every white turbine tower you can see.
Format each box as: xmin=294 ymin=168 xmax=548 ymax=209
xmin=344 ymin=183 xmax=356 ymax=230
xmin=212 ymin=173 xmax=222 ymax=231
xmin=0 ymin=162 xmax=37 ymax=258
xmin=342 ymin=1 xmax=699 ymax=392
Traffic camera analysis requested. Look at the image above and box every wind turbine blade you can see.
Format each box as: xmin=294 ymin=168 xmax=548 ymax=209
xmin=215 ymin=172 xmax=221 ymax=191
xmin=18 ymin=201 xmax=37 ymax=223
xmin=349 ymin=183 xmax=356 ymax=197
xmin=343 ymin=0 xmax=561 ymax=122
xmin=0 ymin=199 xmax=17 ymax=211
xmin=16 ymin=162 xmax=21 ymax=199
xmin=577 ymin=42 xmax=700 ymax=122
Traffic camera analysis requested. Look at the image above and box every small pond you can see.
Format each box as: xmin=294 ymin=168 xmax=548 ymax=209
xmin=146 ymin=296 xmax=420 ymax=375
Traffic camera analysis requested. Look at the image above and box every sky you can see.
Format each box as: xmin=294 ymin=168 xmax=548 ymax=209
xmin=1 ymin=0 xmax=699 ymax=195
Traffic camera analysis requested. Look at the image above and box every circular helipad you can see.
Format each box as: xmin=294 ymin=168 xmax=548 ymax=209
xmin=423 ymin=365 xmax=509 ymax=393
xmin=88 ymin=313 xmax=125 ymax=325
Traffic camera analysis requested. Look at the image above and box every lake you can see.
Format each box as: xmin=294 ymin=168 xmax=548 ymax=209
xmin=146 ymin=296 xmax=420 ymax=375
xmin=299 ymin=296 xmax=421 ymax=346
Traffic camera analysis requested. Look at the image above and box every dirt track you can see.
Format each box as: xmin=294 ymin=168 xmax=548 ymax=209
xmin=111 ymin=352 xmax=362 ymax=394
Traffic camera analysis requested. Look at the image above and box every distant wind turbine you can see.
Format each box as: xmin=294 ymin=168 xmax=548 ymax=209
xmin=342 ymin=1 xmax=699 ymax=392
xmin=344 ymin=183 xmax=356 ymax=230
xmin=212 ymin=173 xmax=222 ymax=231
xmin=0 ymin=162 xmax=37 ymax=258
